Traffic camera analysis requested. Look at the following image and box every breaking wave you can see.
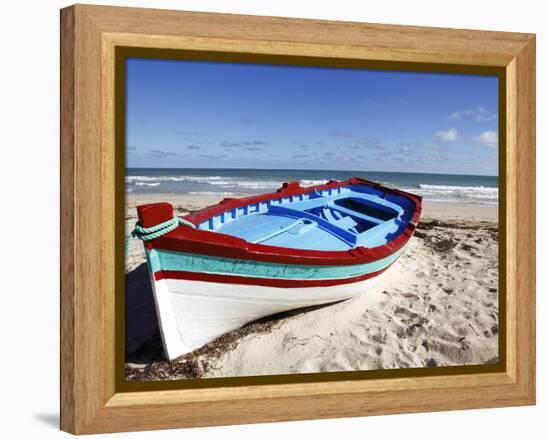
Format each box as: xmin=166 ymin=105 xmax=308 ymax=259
xmin=125 ymin=174 xmax=498 ymax=205
xmin=126 ymin=175 xmax=335 ymax=190
xmin=126 ymin=175 xmax=283 ymax=189
xmin=413 ymin=184 xmax=498 ymax=204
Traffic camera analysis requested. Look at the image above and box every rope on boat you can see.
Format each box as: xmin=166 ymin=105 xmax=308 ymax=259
xmin=125 ymin=216 xmax=196 ymax=254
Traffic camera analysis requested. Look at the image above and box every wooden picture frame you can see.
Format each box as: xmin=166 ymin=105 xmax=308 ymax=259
xmin=60 ymin=4 xmax=536 ymax=434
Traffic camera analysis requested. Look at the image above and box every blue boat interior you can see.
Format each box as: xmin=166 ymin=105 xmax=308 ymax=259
xmin=197 ymin=184 xmax=417 ymax=251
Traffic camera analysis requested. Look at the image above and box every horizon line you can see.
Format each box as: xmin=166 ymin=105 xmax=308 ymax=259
xmin=125 ymin=166 xmax=498 ymax=178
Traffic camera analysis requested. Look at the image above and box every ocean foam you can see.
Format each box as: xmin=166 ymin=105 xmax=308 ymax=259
xmin=415 ymin=184 xmax=498 ymax=204
xmin=127 ymin=175 xmax=332 ymax=189
xmin=125 ymin=175 xmax=498 ymax=205
xmin=126 ymin=175 xmax=282 ymax=189
xmin=188 ymin=191 xmax=236 ymax=195
xmin=135 ymin=182 xmax=161 ymax=187
xmin=300 ymin=179 xmax=328 ymax=187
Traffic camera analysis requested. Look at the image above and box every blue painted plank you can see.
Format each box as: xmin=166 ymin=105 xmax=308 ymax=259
xmin=207 ymin=183 xmax=414 ymax=251
xmin=328 ymin=204 xmax=384 ymax=225
xmin=252 ymin=219 xmax=306 ymax=244
xmin=259 ymin=225 xmax=351 ymax=251
xmin=267 ymin=204 xmax=357 ymax=246
xmin=358 ymin=219 xmax=402 ymax=248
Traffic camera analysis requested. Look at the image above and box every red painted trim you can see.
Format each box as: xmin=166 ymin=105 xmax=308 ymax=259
xmin=137 ymin=202 xmax=173 ymax=228
xmin=146 ymin=227 xmax=408 ymax=266
xmin=153 ymin=263 xmax=391 ymax=288
xmin=140 ymin=178 xmax=422 ymax=267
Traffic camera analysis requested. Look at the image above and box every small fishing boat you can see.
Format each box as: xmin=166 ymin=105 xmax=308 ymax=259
xmin=133 ymin=177 xmax=422 ymax=359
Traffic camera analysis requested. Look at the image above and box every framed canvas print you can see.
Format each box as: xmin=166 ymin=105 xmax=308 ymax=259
xmin=60 ymin=4 xmax=536 ymax=434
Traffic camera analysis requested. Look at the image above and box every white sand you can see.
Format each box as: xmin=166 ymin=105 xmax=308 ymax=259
xmin=124 ymin=193 xmax=499 ymax=380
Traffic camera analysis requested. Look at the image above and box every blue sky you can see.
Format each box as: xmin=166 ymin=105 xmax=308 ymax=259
xmin=126 ymin=58 xmax=499 ymax=176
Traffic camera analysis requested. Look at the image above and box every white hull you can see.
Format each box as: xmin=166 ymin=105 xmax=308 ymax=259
xmin=150 ymin=273 xmax=387 ymax=360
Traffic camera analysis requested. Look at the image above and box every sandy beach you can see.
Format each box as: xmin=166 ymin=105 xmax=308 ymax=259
xmin=124 ymin=193 xmax=499 ymax=381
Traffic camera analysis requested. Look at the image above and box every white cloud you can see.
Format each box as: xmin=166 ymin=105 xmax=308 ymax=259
xmin=477 ymin=105 xmax=488 ymax=115
xmin=474 ymin=130 xmax=498 ymax=146
xmin=434 ymin=128 xmax=459 ymax=141
xmin=448 ymin=110 xmax=473 ymax=120
xmin=476 ymin=114 xmax=497 ymax=122
xmin=447 ymin=106 xmax=496 ymax=123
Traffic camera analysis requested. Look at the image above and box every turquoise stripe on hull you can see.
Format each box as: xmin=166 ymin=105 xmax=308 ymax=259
xmin=148 ymin=247 xmax=405 ymax=281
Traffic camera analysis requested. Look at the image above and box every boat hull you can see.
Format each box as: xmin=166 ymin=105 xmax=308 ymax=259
xmin=150 ymin=266 xmax=392 ymax=360
xmin=134 ymin=178 xmax=422 ymax=360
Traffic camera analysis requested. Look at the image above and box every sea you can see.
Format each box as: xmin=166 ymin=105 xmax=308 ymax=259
xmin=126 ymin=168 xmax=498 ymax=205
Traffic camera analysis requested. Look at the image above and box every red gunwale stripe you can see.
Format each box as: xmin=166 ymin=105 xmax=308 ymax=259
xmin=144 ymin=178 xmax=422 ymax=267
xmin=153 ymin=264 xmax=392 ymax=288
xmin=147 ymin=231 xmax=411 ymax=266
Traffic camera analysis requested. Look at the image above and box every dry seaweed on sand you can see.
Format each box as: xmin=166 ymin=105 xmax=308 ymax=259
xmin=125 ymin=302 xmax=339 ymax=381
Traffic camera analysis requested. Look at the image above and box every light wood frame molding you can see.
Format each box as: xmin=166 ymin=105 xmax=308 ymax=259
xmin=60 ymin=4 xmax=536 ymax=434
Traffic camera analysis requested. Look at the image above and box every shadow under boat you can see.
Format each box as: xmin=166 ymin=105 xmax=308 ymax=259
xmin=125 ymin=262 xmax=344 ymax=365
